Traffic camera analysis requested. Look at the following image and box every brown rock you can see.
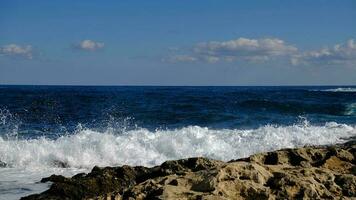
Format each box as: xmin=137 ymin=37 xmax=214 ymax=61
xmin=21 ymin=141 xmax=356 ymax=200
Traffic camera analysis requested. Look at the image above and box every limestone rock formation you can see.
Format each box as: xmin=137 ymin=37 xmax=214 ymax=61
xmin=22 ymin=140 xmax=356 ymax=200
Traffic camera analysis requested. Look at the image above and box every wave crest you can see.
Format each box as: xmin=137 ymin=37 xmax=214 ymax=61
xmin=0 ymin=121 xmax=355 ymax=169
xmin=320 ymin=87 xmax=356 ymax=92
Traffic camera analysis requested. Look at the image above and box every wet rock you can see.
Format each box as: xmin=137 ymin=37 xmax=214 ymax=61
xmin=52 ymin=160 xmax=70 ymax=168
xmin=41 ymin=175 xmax=67 ymax=183
xmin=0 ymin=160 xmax=7 ymax=167
xmin=21 ymin=141 xmax=356 ymax=200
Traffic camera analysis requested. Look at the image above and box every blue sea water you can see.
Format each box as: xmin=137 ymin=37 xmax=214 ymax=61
xmin=0 ymin=85 xmax=356 ymax=199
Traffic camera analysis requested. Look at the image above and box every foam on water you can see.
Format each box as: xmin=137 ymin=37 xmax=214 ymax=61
xmin=0 ymin=121 xmax=355 ymax=199
xmin=320 ymin=87 xmax=356 ymax=92
xmin=0 ymin=168 xmax=86 ymax=200
xmin=1 ymin=121 xmax=355 ymax=169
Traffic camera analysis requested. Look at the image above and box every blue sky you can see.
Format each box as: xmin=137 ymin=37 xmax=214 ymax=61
xmin=0 ymin=0 xmax=355 ymax=85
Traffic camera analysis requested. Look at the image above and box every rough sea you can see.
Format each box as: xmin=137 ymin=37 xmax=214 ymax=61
xmin=0 ymin=86 xmax=356 ymax=199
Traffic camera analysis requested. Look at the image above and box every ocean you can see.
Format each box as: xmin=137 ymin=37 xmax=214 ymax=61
xmin=0 ymin=85 xmax=356 ymax=199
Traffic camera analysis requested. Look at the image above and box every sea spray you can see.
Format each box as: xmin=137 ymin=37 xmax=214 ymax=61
xmin=1 ymin=121 xmax=355 ymax=169
xmin=1 ymin=85 xmax=356 ymax=199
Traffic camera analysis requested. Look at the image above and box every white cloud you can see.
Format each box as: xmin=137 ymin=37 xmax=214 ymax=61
xmin=165 ymin=37 xmax=297 ymax=63
xmin=292 ymin=39 xmax=356 ymax=66
xmin=162 ymin=55 xmax=198 ymax=63
xmin=204 ymin=56 xmax=220 ymax=63
xmin=164 ymin=38 xmax=356 ymax=68
xmin=0 ymin=44 xmax=33 ymax=59
xmin=75 ymin=40 xmax=104 ymax=51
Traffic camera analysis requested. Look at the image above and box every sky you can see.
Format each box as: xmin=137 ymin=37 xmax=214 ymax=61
xmin=0 ymin=0 xmax=355 ymax=85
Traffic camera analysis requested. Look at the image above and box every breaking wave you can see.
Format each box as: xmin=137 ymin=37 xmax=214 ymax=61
xmin=0 ymin=121 xmax=355 ymax=169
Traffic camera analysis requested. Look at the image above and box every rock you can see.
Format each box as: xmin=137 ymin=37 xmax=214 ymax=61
xmin=0 ymin=160 xmax=7 ymax=167
xmin=41 ymin=175 xmax=67 ymax=183
xmin=21 ymin=141 xmax=356 ymax=200
xmin=167 ymin=179 xmax=178 ymax=186
xmin=51 ymin=160 xmax=70 ymax=168
xmin=335 ymin=174 xmax=356 ymax=197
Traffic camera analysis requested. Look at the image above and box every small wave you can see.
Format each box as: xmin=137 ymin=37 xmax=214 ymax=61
xmin=317 ymin=87 xmax=356 ymax=92
xmin=345 ymin=103 xmax=356 ymax=116
xmin=0 ymin=121 xmax=355 ymax=169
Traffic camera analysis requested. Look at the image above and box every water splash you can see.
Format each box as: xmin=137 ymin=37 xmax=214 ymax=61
xmin=0 ymin=121 xmax=355 ymax=169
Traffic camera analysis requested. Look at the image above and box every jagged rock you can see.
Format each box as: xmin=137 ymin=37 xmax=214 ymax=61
xmin=335 ymin=174 xmax=356 ymax=197
xmin=21 ymin=141 xmax=356 ymax=200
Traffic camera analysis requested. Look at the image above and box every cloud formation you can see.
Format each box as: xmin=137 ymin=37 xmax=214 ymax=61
xmin=162 ymin=55 xmax=198 ymax=63
xmin=165 ymin=37 xmax=297 ymax=63
xmin=195 ymin=38 xmax=298 ymax=62
xmin=75 ymin=40 xmax=104 ymax=51
xmin=165 ymin=37 xmax=356 ymax=68
xmin=292 ymin=39 xmax=356 ymax=66
xmin=0 ymin=44 xmax=33 ymax=59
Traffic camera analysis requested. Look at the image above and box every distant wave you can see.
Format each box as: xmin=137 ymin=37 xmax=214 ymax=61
xmin=316 ymin=87 xmax=356 ymax=92
xmin=0 ymin=121 xmax=355 ymax=169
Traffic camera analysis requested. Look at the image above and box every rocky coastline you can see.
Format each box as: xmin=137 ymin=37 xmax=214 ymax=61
xmin=21 ymin=140 xmax=356 ymax=200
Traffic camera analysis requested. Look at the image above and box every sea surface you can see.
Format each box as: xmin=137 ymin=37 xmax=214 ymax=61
xmin=0 ymin=85 xmax=356 ymax=199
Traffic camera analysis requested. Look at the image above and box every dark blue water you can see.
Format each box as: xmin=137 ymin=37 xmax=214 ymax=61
xmin=1 ymin=85 xmax=355 ymax=139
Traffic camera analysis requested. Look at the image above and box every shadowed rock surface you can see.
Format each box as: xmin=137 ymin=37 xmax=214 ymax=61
xmin=21 ymin=140 xmax=356 ymax=200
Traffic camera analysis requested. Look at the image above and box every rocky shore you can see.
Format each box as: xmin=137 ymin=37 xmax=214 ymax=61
xmin=22 ymin=140 xmax=356 ymax=200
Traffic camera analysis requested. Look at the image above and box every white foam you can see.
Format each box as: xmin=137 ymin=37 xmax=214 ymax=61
xmin=319 ymin=87 xmax=356 ymax=92
xmin=1 ymin=122 xmax=355 ymax=169
xmin=0 ymin=168 xmax=86 ymax=200
xmin=0 ymin=121 xmax=355 ymax=199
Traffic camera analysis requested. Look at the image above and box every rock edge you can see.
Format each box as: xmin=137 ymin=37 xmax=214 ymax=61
xmin=21 ymin=141 xmax=356 ymax=200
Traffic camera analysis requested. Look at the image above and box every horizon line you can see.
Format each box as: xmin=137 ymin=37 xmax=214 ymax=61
xmin=1 ymin=84 xmax=356 ymax=87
